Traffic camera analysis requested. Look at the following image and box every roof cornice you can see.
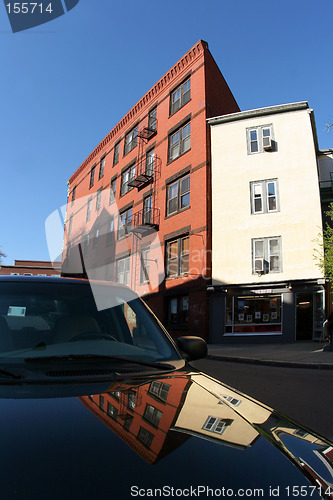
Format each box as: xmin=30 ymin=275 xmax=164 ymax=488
xmin=207 ymin=101 xmax=309 ymax=126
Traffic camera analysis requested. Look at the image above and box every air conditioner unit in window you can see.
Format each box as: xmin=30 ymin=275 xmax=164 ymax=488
xmin=255 ymin=259 xmax=264 ymax=273
xmin=263 ymin=136 xmax=273 ymax=150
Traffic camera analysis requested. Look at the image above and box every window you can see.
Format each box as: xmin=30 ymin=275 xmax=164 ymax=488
xmin=138 ymin=427 xmax=154 ymax=448
xmin=140 ymin=247 xmax=150 ymax=284
xmin=250 ymin=180 xmax=278 ymax=214
xmin=106 ymin=216 xmax=114 ymax=246
xmin=121 ymin=164 xmax=136 ymax=196
xmin=170 ymin=78 xmax=191 ymax=115
xmin=96 ymin=188 xmax=102 ymax=211
xmin=148 ymin=108 xmax=157 ymax=132
xmin=89 ymin=166 xmax=96 ymax=188
xmin=109 ymin=178 xmax=117 ymax=204
xmin=169 ymin=122 xmax=191 ymax=162
xmin=252 ymin=237 xmax=282 ymax=274
xmin=118 ymin=208 xmax=132 ymax=239
xmin=247 ymin=125 xmax=273 ymax=154
xmin=123 ymin=415 xmax=133 ymax=431
xmin=149 ymin=381 xmax=170 ymax=401
xmin=202 ymin=417 xmax=232 ymax=435
xmin=99 ymin=156 xmax=105 ymax=180
xmin=86 ymin=197 xmax=92 ymax=222
xmin=166 ymin=236 xmax=189 ymax=277
xmin=144 ymin=404 xmax=162 ymax=427
xmin=167 ymin=296 xmax=189 ymax=328
xmin=128 ymin=392 xmax=136 ymax=410
xmin=99 ymin=395 xmax=104 ymax=410
xmin=68 ymin=215 xmax=73 ymax=236
xmin=71 ymin=186 xmax=76 ymax=206
xmin=113 ymin=142 xmax=120 ymax=166
xmin=143 ymin=196 xmax=152 ymax=224
xmin=145 ymin=149 xmax=155 ymax=177
xmin=93 ymin=227 xmax=99 ymax=248
xmin=116 ymin=256 xmax=130 ymax=285
xmin=167 ymin=174 xmax=190 ymax=216
xmin=124 ymin=125 xmax=138 ymax=155
xmin=225 ymin=294 xmax=282 ymax=334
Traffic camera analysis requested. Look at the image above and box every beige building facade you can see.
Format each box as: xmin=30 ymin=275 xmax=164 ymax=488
xmin=208 ymin=102 xmax=325 ymax=343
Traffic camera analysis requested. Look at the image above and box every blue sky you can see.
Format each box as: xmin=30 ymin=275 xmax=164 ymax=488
xmin=1 ymin=0 xmax=333 ymax=265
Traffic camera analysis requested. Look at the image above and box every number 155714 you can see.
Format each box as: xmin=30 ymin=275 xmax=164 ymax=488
xmin=6 ymin=3 xmax=54 ymax=14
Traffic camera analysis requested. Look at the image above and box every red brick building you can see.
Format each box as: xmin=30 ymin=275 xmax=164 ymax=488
xmin=0 ymin=260 xmax=61 ymax=276
xmin=62 ymin=40 xmax=239 ymax=340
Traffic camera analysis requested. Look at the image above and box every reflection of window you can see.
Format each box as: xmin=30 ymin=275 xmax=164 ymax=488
xmin=140 ymin=247 xmax=150 ymax=284
xmin=168 ymin=122 xmax=191 ymax=162
xmin=107 ymin=402 xmax=118 ymax=420
xmin=252 ymin=237 xmax=282 ymax=274
xmin=116 ymin=256 xmax=130 ymax=285
xmin=113 ymin=142 xmax=120 ymax=166
xmin=250 ymin=180 xmax=278 ymax=214
xmin=99 ymin=156 xmax=105 ymax=179
xmin=247 ymin=125 xmax=273 ymax=154
xmin=128 ymin=392 xmax=136 ymax=410
xmin=109 ymin=178 xmax=117 ymax=204
xmin=167 ymin=174 xmax=190 ymax=216
xmin=121 ymin=164 xmax=136 ymax=195
xmin=144 ymin=404 xmax=162 ymax=427
xmin=202 ymin=416 xmax=233 ymax=435
xmin=219 ymin=395 xmax=241 ymax=407
xmin=138 ymin=427 xmax=154 ymax=448
xmin=68 ymin=215 xmax=73 ymax=236
xmin=89 ymin=166 xmax=96 ymax=188
xmin=118 ymin=208 xmax=132 ymax=239
xmin=167 ymin=296 xmax=188 ymax=328
xmin=93 ymin=227 xmax=99 ymax=248
xmin=124 ymin=415 xmax=133 ymax=431
xmin=166 ymin=236 xmax=189 ymax=277
xmin=99 ymin=395 xmax=104 ymax=410
xmin=124 ymin=125 xmax=138 ymax=155
xmin=86 ymin=197 xmax=92 ymax=222
xmin=170 ymin=78 xmax=191 ymax=115
xmin=149 ymin=381 xmax=170 ymax=401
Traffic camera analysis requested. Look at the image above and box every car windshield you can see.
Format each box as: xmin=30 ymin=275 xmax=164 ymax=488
xmin=0 ymin=279 xmax=181 ymax=364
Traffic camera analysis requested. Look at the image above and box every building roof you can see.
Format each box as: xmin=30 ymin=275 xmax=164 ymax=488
xmin=207 ymin=101 xmax=309 ymax=126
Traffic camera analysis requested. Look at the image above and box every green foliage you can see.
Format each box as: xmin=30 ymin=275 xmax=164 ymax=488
xmin=320 ymin=203 xmax=333 ymax=279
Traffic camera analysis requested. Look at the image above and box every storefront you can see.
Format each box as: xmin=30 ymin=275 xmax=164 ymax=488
xmin=209 ymin=280 xmax=325 ymax=344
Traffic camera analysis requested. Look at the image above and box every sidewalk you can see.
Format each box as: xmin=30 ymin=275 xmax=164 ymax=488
xmin=207 ymin=341 xmax=333 ymax=369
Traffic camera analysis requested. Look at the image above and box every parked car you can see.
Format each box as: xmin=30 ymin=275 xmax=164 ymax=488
xmin=0 ymin=275 xmax=332 ymax=499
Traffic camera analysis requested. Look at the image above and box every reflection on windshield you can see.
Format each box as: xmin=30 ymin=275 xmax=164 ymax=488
xmin=0 ymin=281 xmax=179 ymax=363
xmin=80 ymin=372 xmax=333 ymax=493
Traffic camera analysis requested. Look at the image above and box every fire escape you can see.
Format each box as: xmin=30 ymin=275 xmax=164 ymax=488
xmin=128 ymin=114 xmax=161 ymax=235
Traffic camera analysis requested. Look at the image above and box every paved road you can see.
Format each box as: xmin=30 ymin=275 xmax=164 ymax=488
xmin=191 ymin=358 xmax=333 ymax=441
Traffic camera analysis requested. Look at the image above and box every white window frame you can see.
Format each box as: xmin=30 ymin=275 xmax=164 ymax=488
xmin=250 ymin=179 xmax=279 ymax=214
xmin=247 ymin=124 xmax=273 ymax=154
xmin=168 ymin=122 xmax=191 ymax=162
xmin=124 ymin=126 xmax=138 ymax=155
xmin=116 ymin=256 xmax=130 ymax=285
xmin=252 ymin=236 xmax=282 ymax=274
xmin=170 ymin=78 xmax=191 ymax=115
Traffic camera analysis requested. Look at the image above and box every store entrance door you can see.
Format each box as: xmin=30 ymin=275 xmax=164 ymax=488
xmin=296 ymin=293 xmax=313 ymax=340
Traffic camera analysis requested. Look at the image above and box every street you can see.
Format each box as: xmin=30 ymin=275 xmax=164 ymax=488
xmin=191 ymin=358 xmax=333 ymax=441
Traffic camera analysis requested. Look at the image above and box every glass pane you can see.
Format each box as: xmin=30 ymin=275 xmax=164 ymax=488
xmin=169 ymin=241 xmax=178 ymax=259
xmin=168 ymin=198 xmax=177 ymax=215
xmin=270 ymin=239 xmax=279 ymax=255
xmin=270 ymin=256 xmax=279 ymax=272
xmin=267 ymin=182 xmax=275 ymax=196
xmin=250 ymin=130 xmax=257 ymax=140
xmin=253 ymin=184 xmax=262 ymax=196
xmin=181 ymin=237 xmax=189 ymax=254
xmin=181 ymin=192 xmax=190 ymax=208
xmin=183 ymin=123 xmax=191 ymax=138
xmin=254 ymin=240 xmax=264 ymax=257
xmin=268 ymin=196 xmax=277 ymax=211
xmin=254 ymin=198 xmax=262 ymax=212
xmin=250 ymin=142 xmax=258 ymax=153
xmin=169 ymin=182 xmax=178 ymax=200
xmin=262 ymin=128 xmax=271 ymax=137
xmin=180 ymin=176 xmax=190 ymax=194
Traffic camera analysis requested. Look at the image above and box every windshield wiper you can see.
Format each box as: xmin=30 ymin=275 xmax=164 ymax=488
xmin=0 ymin=367 xmax=25 ymax=379
xmin=24 ymin=354 xmax=176 ymax=371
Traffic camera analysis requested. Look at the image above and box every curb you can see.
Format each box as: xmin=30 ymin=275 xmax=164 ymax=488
xmin=207 ymin=354 xmax=333 ymax=370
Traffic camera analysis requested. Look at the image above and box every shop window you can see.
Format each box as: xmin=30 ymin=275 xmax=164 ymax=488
xmin=167 ymin=295 xmax=189 ymax=328
xmin=225 ymin=294 xmax=282 ymax=334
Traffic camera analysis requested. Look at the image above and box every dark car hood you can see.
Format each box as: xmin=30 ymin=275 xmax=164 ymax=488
xmin=0 ymin=369 xmax=332 ymax=499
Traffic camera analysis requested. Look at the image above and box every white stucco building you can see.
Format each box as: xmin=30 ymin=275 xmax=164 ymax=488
xmin=207 ymin=102 xmax=325 ymax=343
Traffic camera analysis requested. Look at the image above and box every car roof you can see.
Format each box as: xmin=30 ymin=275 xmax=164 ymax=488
xmin=0 ymin=275 xmax=86 ymax=285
